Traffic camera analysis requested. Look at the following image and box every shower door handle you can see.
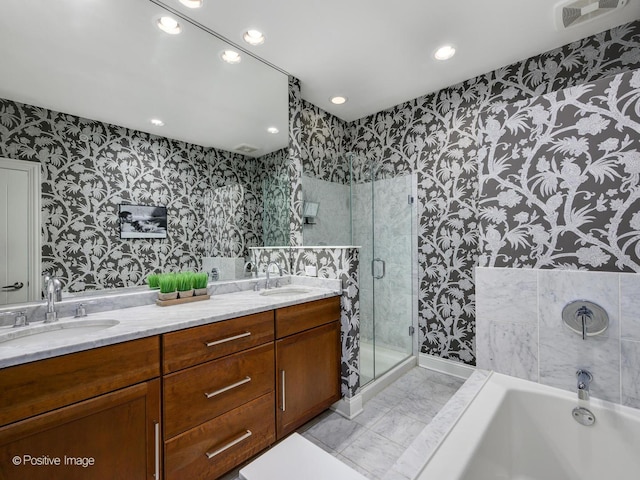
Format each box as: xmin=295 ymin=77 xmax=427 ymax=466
xmin=372 ymin=258 xmax=385 ymax=279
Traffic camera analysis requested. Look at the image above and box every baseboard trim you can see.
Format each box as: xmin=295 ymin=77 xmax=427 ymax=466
xmin=331 ymin=394 xmax=363 ymax=420
xmin=418 ymin=353 xmax=474 ymax=380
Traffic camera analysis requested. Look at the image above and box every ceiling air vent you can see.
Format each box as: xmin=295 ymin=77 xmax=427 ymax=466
xmin=234 ymin=144 xmax=259 ymax=154
xmin=556 ymin=0 xmax=628 ymax=29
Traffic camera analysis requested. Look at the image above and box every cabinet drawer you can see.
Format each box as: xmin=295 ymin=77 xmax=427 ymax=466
xmin=0 ymin=337 xmax=160 ymax=427
xmin=165 ymin=392 xmax=275 ymax=480
xmin=162 ymin=311 xmax=274 ymax=373
xmin=275 ymin=296 xmax=340 ymax=338
xmin=163 ymin=343 xmax=274 ymax=438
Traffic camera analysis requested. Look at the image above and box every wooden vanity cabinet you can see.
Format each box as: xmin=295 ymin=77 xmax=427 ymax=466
xmin=275 ymin=297 xmax=341 ymax=439
xmin=0 ymin=337 xmax=161 ymax=480
xmin=162 ymin=311 xmax=276 ymax=480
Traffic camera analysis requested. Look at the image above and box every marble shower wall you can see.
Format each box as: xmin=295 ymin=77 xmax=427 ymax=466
xmin=475 ymin=266 xmax=640 ymax=408
xmin=301 ymin=175 xmax=351 ymax=246
xmin=0 ymin=98 xmax=265 ymax=292
xmin=251 ymin=246 xmax=360 ymax=398
xmin=352 ymin=175 xmax=415 ymax=353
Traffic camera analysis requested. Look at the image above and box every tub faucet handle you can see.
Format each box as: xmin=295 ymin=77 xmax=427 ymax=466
xmin=576 ymin=369 xmax=592 ymax=401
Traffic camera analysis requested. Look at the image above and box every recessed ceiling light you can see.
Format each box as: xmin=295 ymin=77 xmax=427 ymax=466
xmin=150 ymin=118 xmax=165 ymax=127
xmin=330 ymin=96 xmax=348 ymax=105
xmin=243 ymin=29 xmax=265 ymax=46
xmin=221 ymin=50 xmax=241 ymax=64
xmin=434 ymin=45 xmax=456 ymax=61
xmin=178 ymin=0 xmax=203 ymax=8
xmin=267 ymin=126 xmax=279 ymax=134
xmin=157 ymin=16 xmax=181 ymax=35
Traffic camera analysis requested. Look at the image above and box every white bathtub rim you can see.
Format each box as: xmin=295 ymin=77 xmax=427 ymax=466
xmin=416 ymin=371 xmax=640 ymax=480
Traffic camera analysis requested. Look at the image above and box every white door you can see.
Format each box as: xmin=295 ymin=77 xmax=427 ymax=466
xmin=0 ymin=158 xmax=41 ymax=305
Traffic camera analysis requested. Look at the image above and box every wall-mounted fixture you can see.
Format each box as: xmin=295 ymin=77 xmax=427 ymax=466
xmin=562 ymin=300 xmax=609 ymax=339
xmin=303 ymin=201 xmax=319 ymax=225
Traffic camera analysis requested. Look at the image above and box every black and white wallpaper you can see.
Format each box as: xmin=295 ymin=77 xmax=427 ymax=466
xmin=291 ymin=20 xmax=640 ymax=365
xmin=297 ymin=98 xmax=350 ymax=184
xmin=0 ymin=99 xmax=265 ymax=292
xmin=260 ymin=147 xmax=290 ymax=246
xmin=478 ymin=68 xmax=640 ymax=272
xmin=288 ymin=77 xmax=305 ymax=246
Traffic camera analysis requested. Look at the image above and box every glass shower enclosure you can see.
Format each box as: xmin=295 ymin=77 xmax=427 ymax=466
xmin=350 ymin=155 xmax=415 ymax=386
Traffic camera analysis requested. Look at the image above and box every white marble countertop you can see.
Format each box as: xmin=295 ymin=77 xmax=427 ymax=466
xmin=0 ymin=277 xmax=341 ymax=369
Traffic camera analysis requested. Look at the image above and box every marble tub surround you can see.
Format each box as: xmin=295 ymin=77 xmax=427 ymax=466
xmin=476 ymin=266 xmax=640 ymax=408
xmin=0 ymin=277 xmax=341 ymax=369
xmin=387 ymin=370 xmax=490 ymax=480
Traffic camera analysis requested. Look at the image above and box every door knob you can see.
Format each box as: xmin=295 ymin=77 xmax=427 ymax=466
xmin=1 ymin=282 xmax=24 ymax=292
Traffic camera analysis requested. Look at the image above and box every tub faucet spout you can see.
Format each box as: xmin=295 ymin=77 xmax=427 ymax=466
xmin=576 ymin=369 xmax=592 ymax=401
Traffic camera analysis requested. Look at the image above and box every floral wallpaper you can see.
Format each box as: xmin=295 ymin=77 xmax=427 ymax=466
xmin=204 ymin=184 xmax=245 ymax=258
xmin=297 ymin=99 xmax=350 ymax=184
xmin=0 ymin=98 xmax=264 ymax=292
xmin=288 ymin=77 xmax=304 ymax=246
xmin=291 ymin=20 xmax=640 ymax=365
xmin=260 ymin=147 xmax=290 ymax=246
xmin=478 ymin=69 xmax=640 ymax=272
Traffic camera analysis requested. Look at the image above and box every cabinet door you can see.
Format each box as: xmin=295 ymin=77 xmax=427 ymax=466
xmin=0 ymin=379 xmax=161 ymax=480
xmin=276 ymin=321 xmax=341 ymax=439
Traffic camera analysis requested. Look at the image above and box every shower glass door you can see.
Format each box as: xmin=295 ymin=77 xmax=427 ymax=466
xmin=351 ymin=156 xmax=414 ymax=386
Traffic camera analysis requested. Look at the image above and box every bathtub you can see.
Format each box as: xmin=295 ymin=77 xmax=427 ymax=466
xmin=418 ymin=372 xmax=640 ymax=480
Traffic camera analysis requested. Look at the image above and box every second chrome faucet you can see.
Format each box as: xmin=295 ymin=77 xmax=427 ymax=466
xmin=576 ymin=369 xmax=593 ymax=401
xmin=43 ymin=274 xmax=63 ymax=323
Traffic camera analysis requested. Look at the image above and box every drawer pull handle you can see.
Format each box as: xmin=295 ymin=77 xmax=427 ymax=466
xmin=281 ymin=370 xmax=286 ymax=412
xmin=204 ymin=376 xmax=252 ymax=399
xmin=205 ymin=430 xmax=252 ymax=459
xmin=205 ymin=331 xmax=251 ymax=347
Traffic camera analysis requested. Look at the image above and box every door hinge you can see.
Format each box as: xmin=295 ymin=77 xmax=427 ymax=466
xmin=409 ymin=326 xmax=415 ymax=336
xmin=408 ymin=195 xmax=414 ymax=205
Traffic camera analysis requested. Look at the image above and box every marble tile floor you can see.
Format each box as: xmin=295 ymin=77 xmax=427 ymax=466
xmin=221 ymin=366 xmax=464 ymax=480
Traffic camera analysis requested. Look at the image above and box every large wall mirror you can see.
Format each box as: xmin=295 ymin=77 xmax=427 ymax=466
xmin=0 ymin=0 xmax=290 ymax=305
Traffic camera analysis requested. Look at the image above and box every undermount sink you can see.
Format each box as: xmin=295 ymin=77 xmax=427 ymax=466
xmin=0 ymin=319 xmax=120 ymax=347
xmin=260 ymin=287 xmax=312 ymax=297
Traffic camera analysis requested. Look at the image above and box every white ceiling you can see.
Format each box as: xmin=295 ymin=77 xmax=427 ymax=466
xmin=1 ymin=0 xmax=639 ymax=156
xmin=191 ymin=0 xmax=640 ymax=122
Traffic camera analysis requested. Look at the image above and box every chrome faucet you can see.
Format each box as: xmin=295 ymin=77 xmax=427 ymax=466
xmin=265 ymin=262 xmax=283 ymax=290
xmin=576 ymin=369 xmax=593 ymax=401
xmin=43 ymin=274 xmax=63 ymax=323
